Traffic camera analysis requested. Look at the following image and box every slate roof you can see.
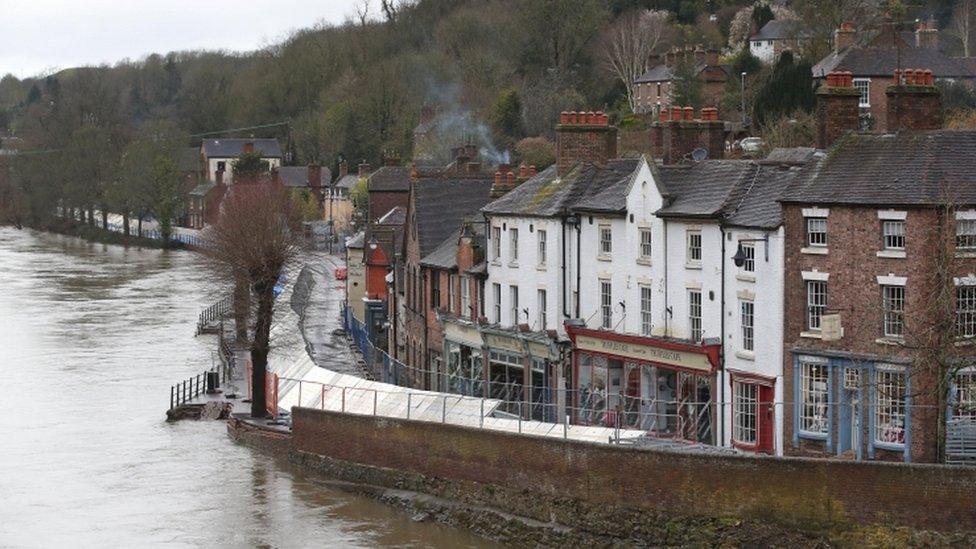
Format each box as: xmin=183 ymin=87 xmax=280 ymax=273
xmin=334 ymin=174 xmax=360 ymax=190
xmin=751 ymin=20 xmax=799 ymax=41
xmin=813 ymin=46 xmax=976 ymax=78
xmin=414 ymin=177 xmax=494 ymax=258
xmin=201 ymin=138 xmax=282 ymax=158
xmin=346 ymin=231 xmax=365 ymax=249
xmin=781 ymin=131 xmax=976 ymax=206
xmin=656 ymin=161 xmax=757 ymax=218
xmin=483 ymin=159 xmax=642 ymax=218
xmin=277 ymin=166 xmax=333 ymax=188
xmin=368 ymin=166 xmax=412 ymax=192
xmin=376 ymin=206 xmax=407 ymax=225
xmin=634 ymin=62 xmax=729 ymax=84
xmin=421 ymin=221 xmax=486 ymax=270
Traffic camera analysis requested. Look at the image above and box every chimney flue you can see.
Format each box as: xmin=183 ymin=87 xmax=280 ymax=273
xmin=834 ymin=22 xmax=856 ymax=53
xmin=555 ymin=109 xmax=617 ymax=176
xmin=816 ymin=71 xmax=860 ymax=149
xmin=886 ymin=67 xmax=942 ymax=132
xmin=243 ymin=141 xmax=254 ymax=154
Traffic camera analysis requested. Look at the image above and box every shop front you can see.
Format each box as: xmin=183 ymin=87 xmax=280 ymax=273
xmin=482 ymin=328 xmax=566 ymax=422
xmin=567 ymin=325 xmax=720 ymax=444
xmin=442 ymin=319 xmax=485 ymax=397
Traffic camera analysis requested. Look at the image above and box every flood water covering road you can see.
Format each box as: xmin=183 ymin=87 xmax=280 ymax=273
xmin=0 ymin=228 xmax=497 ymax=548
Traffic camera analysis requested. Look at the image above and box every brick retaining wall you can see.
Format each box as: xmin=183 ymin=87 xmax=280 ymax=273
xmin=291 ymin=407 xmax=976 ymax=534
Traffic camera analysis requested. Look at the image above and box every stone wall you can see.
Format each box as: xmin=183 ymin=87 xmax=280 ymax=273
xmin=291 ymin=407 xmax=976 ymax=534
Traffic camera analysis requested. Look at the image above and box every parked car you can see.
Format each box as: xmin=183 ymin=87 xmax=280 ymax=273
xmin=334 ymin=266 xmax=347 ymax=281
xmin=738 ymin=137 xmax=764 ymax=155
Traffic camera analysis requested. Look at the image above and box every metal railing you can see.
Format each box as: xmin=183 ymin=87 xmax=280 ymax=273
xmin=196 ymin=296 xmax=233 ymax=335
xmin=169 ymin=354 xmax=234 ymax=410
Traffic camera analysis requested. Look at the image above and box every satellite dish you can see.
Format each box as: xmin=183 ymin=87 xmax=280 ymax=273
xmin=691 ymin=147 xmax=709 ymax=162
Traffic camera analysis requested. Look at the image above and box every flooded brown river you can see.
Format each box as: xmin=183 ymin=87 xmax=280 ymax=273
xmin=0 ymin=228 xmax=498 ymax=548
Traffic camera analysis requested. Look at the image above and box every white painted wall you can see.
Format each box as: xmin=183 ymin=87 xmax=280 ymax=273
xmin=484 ymin=215 xmax=575 ymax=335
xmin=719 ymin=226 xmax=786 ymax=455
xmin=206 ymin=156 xmax=282 ymax=183
xmin=750 ymin=39 xmax=775 ymax=63
xmin=661 ymin=219 xmax=724 ymax=342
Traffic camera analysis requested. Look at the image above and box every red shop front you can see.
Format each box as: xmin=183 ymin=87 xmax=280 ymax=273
xmin=566 ymin=325 xmax=720 ymax=444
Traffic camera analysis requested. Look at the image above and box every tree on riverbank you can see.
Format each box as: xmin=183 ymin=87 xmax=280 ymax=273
xmin=203 ymin=180 xmax=303 ymax=418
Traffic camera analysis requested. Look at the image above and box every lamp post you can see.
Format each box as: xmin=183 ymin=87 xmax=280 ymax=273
xmin=731 ymin=236 xmax=770 ymax=267
xmin=740 ymin=71 xmax=747 ymax=127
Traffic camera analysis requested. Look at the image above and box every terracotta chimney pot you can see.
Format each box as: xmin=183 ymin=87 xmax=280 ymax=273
xmin=683 ymin=106 xmax=694 ymax=120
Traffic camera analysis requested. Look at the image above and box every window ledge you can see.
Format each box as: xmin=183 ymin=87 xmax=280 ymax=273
xmin=955 ymin=337 xmax=976 ymax=347
xmin=685 ymin=262 xmax=703 ymax=270
xmin=877 ymin=249 xmax=906 ymax=259
xmin=735 ymin=350 xmax=756 ymax=361
xmin=800 ymin=331 xmax=823 ymax=339
xmin=801 ymin=247 xmax=828 ymax=255
xmin=956 ymin=251 xmax=976 ymax=259
xmin=491 ymin=260 xmax=502 ymax=266
xmin=874 ymin=441 xmax=905 ymax=452
xmin=597 ymin=255 xmax=612 ymax=262
xmin=875 ymin=337 xmax=904 ymax=346
xmin=736 ymin=273 xmax=756 ymax=283
xmin=507 ymin=261 xmax=519 ymax=268
xmin=536 ymin=264 xmax=548 ymax=272
xmin=636 ymin=258 xmax=652 ymax=266
xmin=798 ymin=431 xmax=828 ymax=441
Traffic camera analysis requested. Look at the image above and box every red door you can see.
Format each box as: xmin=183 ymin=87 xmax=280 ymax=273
xmin=758 ymin=385 xmax=774 ymax=454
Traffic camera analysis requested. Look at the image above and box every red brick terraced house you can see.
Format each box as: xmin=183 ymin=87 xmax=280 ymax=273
xmin=781 ymin=71 xmax=976 ymax=463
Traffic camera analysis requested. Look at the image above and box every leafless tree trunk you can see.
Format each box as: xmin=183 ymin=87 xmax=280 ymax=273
xmin=203 ymin=180 xmax=303 ymax=418
xmin=599 ymin=9 xmax=670 ymax=114
xmin=952 ymin=0 xmax=976 ymax=58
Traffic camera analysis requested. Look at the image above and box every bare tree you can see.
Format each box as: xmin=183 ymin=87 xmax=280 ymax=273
xmin=355 ymin=0 xmax=371 ymax=27
xmin=600 ymin=9 xmax=671 ymax=113
xmin=952 ymin=0 xmax=976 ymax=58
xmin=204 ymin=180 xmax=304 ymax=418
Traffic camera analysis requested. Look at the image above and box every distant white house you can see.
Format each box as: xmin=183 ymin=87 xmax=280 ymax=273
xmin=200 ymin=138 xmax=282 ymax=183
xmin=750 ymin=20 xmax=801 ymax=63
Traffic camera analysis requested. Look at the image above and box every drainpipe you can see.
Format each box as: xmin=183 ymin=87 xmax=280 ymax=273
xmin=719 ymin=225 xmax=727 ymax=449
xmin=561 ymin=216 xmax=568 ymax=318
xmin=663 ymin=220 xmax=669 ymax=336
xmin=575 ymin=220 xmax=582 ymax=318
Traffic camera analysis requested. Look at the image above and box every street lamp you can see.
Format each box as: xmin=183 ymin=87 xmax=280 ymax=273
xmin=731 ymin=236 xmax=769 ymax=267
xmin=740 ymin=72 xmax=747 ymax=127
xmin=368 ymin=236 xmax=378 ymax=251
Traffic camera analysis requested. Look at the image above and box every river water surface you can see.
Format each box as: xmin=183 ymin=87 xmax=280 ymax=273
xmin=0 ymin=228 xmax=497 ymax=548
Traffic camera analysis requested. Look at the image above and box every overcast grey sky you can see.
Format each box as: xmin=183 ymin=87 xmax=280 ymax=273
xmin=0 ymin=0 xmax=360 ymax=79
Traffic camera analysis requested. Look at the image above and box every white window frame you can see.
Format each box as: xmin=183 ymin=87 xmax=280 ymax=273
xmin=954 ymin=370 xmax=976 ymax=419
xmin=807 ymin=217 xmax=828 ymax=247
xmin=882 ymin=220 xmax=906 ymax=251
xmin=732 ymin=381 xmax=758 ymax=445
xmin=807 ymin=280 xmax=827 ymax=331
xmin=448 ymin=274 xmax=457 ymax=313
xmin=537 ymin=229 xmax=547 ymax=266
xmin=874 ymin=366 xmax=906 ymax=447
xmin=640 ymin=284 xmax=653 ymax=336
xmin=509 ymin=285 xmax=519 ymax=325
xmin=799 ymin=361 xmax=829 ymax=435
xmin=460 ymin=275 xmax=471 ymax=318
xmin=881 ymin=284 xmax=905 ymax=338
xmin=740 ymin=242 xmax=755 ymax=273
xmin=740 ymin=299 xmax=755 ymax=351
xmin=957 ymin=219 xmax=976 ymax=251
xmin=509 ymin=228 xmax=519 ymax=263
xmin=957 ymin=285 xmax=976 ymax=338
xmin=853 ymin=78 xmax=870 ymax=108
xmin=639 ymin=227 xmax=652 ymax=261
xmin=599 ymin=225 xmax=612 ymax=257
xmin=492 ymin=283 xmax=501 ymax=324
xmin=600 ymin=280 xmax=612 ymax=329
xmin=686 ymin=230 xmax=702 ymax=265
xmin=688 ymin=289 xmax=702 ymax=342
xmin=537 ymin=288 xmax=547 ymax=329
xmin=491 ymin=226 xmax=501 ymax=261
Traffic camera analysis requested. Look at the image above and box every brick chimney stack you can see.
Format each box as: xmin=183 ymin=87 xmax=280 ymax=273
xmin=915 ymin=20 xmax=939 ymax=49
xmin=658 ymin=106 xmax=724 ymax=164
xmin=555 ymin=111 xmax=617 ymax=176
xmin=886 ymin=68 xmax=942 ymax=132
xmin=243 ymin=141 xmax=255 ymax=154
xmin=358 ymin=161 xmax=371 ymax=178
xmin=338 ymin=159 xmax=348 ymax=178
xmin=816 ymin=71 xmax=861 ymax=149
xmin=834 ymin=22 xmax=856 ymax=53
xmin=308 ymin=164 xmax=322 ymax=189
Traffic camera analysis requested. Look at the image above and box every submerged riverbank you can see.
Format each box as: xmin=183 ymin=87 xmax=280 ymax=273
xmin=29 ymin=218 xmax=182 ymax=249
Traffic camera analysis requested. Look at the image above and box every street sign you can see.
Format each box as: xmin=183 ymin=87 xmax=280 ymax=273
xmin=822 ymin=314 xmax=843 ymax=341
